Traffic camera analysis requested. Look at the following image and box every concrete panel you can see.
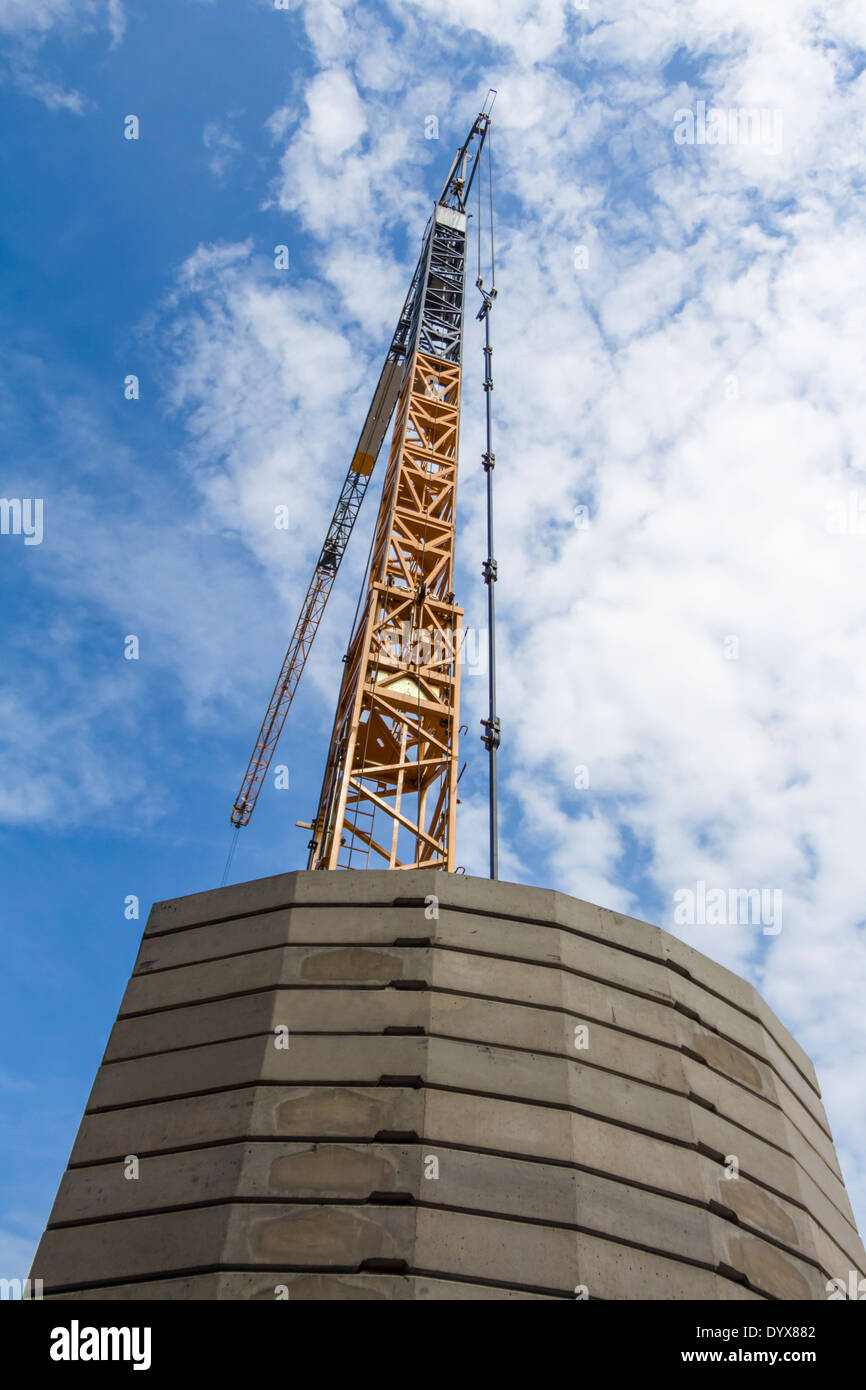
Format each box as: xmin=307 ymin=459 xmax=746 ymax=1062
xmin=694 ymin=1108 xmax=862 ymax=1264
xmin=108 ymin=986 xmax=844 ymax=1180
xmin=136 ymin=903 xmax=420 ymax=971
xmin=146 ymin=873 xmax=302 ymax=935
xmin=120 ymin=951 xmax=832 ymax=1163
xmin=69 ymin=1088 xmax=262 ymax=1164
xmin=664 ymin=972 xmax=811 ymax=1106
xmin=45 ymin=1139 xmax=832 ymax=1297
xmin=68 ymin=1085 xmax=425 ymax=1165
xmin=126 ymin=934 xmax=822 ymax=1124
xmin=658 ymin=930 xmax=818 ymax=1088
xmin=32 ymin=1205 xmax=233 ymax=1289
xmin=107 ymin=991 xmax=281 ymax=1060
xmin=419 ymin=1090 xmax=866 ymax=1278
xmin=120 ymin=944 xmax=426 ymax=1013
xmin=87 ymin=1027 xmax=854 ymax=1235
xmin=89 ymin=1028 xmax=856 ymax=1212
xmin=141 ymin=873 xmax=824 ymax=1093
xmin=676 ymin=1054 xmax=841 ymax=1180
xmin=134 ymin=894 xmax=832 ymax=1141
xmin=89 ymin=1033 xmax=698 ymax=1148
xmin=688 ymin=1025 xmax=832 ymax=1148
xmin=119 ymin=945 xmax=686 ymax=1048
xmin=233 ymin=1202 xmax=765 ymax=1300
xmin=144 ymin=868 xmax=440 ymax=935
xmin=115 ymin=979 xmax=820 ymax=1189
xmin=553 ymin=897 xmax=667 ymax=962
xmin=58 ymin=1079 xmax=865 ymax=1281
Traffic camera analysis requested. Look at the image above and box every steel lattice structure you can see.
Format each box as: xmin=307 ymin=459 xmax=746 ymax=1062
xmin=308 ymin=339 xmax=465 ymax=870
xmin=231 ymin=104 xmax=493 ymax=872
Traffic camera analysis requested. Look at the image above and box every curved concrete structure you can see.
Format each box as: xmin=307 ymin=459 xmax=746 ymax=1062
xmin=31 ymin=872 xmax=866 ymax=1299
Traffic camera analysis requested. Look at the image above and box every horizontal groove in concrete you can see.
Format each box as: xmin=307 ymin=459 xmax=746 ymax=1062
xmin=31 ymin=1201 xmax=770 ymax=1301
xmin=140 ymin=882 xmax=817 ymax=1098
xmin=102 ymin=1012 xmax=840 ymax=1193
xmin=71 ymin=1075 xmax=863 ymax=1273
xmin=87 ymin=1029 xmax=852 ymax=1222
xmin=46 ymin=1138 xmax=849 ymax=1289
xmin=64 ymin=1074 xmax=866 ymax=1275
xmin=42 ymin=1197 xmax=790 ymax=1295
xmin=37 ymin=1265 xmax=576 ymax=1301
xmin=122 ymin=940 xmax=828 ymax=1138
xmin=41 ymin=1270 xmax=558 ymax=1300
xmin=105 ymin=982 xmax=839 ymax=1176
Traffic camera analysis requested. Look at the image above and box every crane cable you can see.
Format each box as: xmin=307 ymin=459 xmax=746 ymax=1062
xmin=221 ymin=823 xmax=241 ymax=886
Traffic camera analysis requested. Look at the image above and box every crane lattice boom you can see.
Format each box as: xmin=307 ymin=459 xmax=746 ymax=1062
xmin=231 ymin=101 xmax=494 ymax=868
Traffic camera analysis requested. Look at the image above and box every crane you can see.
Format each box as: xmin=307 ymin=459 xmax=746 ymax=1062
xmin=230 ymin=96 xmax=496 ymax=873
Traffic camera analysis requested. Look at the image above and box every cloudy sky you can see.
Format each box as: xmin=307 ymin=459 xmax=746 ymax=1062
xmin=2 ymin=0 xmax=866 ymax=1276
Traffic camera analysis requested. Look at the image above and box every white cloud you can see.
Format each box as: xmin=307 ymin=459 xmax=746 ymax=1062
xmin=0 ymin=0 xmax=77 ymax=34
xmin=265 ymin=103 xmax=297 ymax=143
xmin=203 ymin=121 xmax=243 ymax=180
xmin=0 ymin=0 xmax=124 ymax=109
xmin=176 ymin=238 xmax=255 ymax=286
xmin=106 ymin=0 xmax=124 ymax=45
xmin=395 ymin=0 xmax=571 ymax=63
xmin=0 ymin=0 xmax=122 ymax=36
xmin=306 ymin=67 xmax=367 ymax=159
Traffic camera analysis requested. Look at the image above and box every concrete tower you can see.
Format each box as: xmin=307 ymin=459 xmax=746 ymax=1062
xmin=31 ymin=872 xmax=866 ymax=1300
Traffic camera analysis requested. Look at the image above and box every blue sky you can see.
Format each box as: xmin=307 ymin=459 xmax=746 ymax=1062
xmin=3 ymin=0 xmax=866 ymax=1276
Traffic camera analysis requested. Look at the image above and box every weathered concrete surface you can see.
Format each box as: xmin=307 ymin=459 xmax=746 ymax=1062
xmin=31 ymin=871 xmax=865 ymax=1299
xmin=32 ymin=1203 xmax=765 ymax=1300
xmin=86 ymin=1029 xmax=855 ymax=1227
xmin=141 ymin=871 xmax=818 ymax=1089
xmin=60 ymin=1083 xmax=861 ymax=1276
xmin=132 ymin=902 xmax=830 ymax=1135
xmin=118 ymin=945 xmax=829 ymax=1151
xmin=44 ymin=1141 xmax=833 ymax=1298
xmin=105 ymin=985 xmax=841 ymax=1179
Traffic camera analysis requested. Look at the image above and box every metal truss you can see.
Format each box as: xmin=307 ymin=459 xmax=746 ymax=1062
xmin=308 ymin=343 xmax=465 ymax=871
xmin=231 ymin=101 xmax=493 ymax=857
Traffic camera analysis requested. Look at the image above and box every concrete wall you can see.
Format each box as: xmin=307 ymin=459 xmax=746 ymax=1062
xmin=31 ymin=871 xmax=866 ymax=1300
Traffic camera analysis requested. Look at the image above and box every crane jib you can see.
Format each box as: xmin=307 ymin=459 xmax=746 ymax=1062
xmin=230 ymin=106 xmax=492 ymax=833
